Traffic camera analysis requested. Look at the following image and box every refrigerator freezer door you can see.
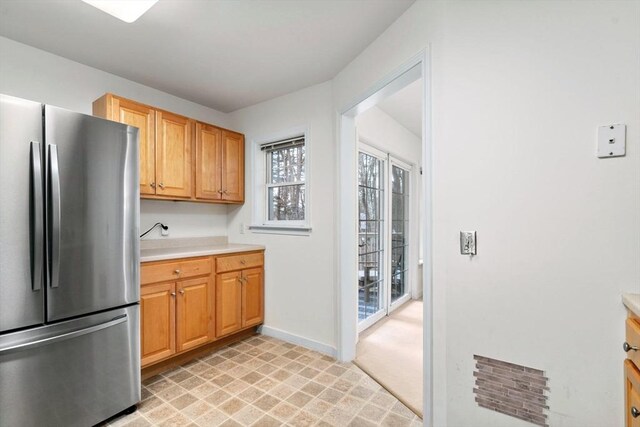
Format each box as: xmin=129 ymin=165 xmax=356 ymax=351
xmin=0 ymin=95 xmax=45 ymax=333
xmin=0 ymin=305 xmax=140 ymax=427
xmin=45 ymin=105 xmax=139 ymax=321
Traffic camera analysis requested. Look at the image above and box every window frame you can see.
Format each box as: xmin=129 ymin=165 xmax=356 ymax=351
xmin=250 ymin=127 xmax=312 ymax=235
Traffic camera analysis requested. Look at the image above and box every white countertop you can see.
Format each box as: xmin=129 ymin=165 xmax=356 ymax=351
xmin=139 ymin=237 xmax=264 ymax=262
xmin=623 ymin=293 xmax=640 ymax=318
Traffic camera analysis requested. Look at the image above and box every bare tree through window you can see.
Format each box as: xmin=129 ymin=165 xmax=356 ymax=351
xmin=264 ymin=137 xmax=305 ymax=221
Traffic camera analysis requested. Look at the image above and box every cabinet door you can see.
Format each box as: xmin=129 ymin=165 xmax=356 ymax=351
xmin=141 ymin=282 xmax=175 ymax=367
xmin=216 ymin=271 xmax=242 ymax=337
xmin=221 ymin=131 xmax=244 ymax=202
xmin=176 ymin=276 xmax=214 ymax=352
xmin=242 ymin=267 xmax=264 ymax=328
xmin=111 ymin=97 xmax=156 ymax=195
xmin=627 ymin=360 xmax=640 ymax=427
xmin=156 ymin=110 xmax=193 ymax=198
xmin=195 ymin=123 xmax=223 ymax=200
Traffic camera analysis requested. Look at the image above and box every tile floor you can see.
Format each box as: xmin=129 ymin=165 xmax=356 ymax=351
xmin=105 ymin=335 xmax=422 ymax=426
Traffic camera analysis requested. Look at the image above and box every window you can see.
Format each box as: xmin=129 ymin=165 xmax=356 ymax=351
xmin=251 ymin=133 xmax=310 ymax=233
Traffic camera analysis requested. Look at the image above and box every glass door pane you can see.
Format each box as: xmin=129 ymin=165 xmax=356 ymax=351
xmin=391 ymin=164 xmax=409 ymax=304
xmin=358 ymin=152 xmax=385 ymax=322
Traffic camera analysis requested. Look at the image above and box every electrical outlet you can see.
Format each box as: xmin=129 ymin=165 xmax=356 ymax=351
xmin=460 ymin=231 xmax=476 ymax=255
xmin=161 ymin=225 xmax=169 ymax=236
xmin=240 ymin=222 xmax=245 ymax=234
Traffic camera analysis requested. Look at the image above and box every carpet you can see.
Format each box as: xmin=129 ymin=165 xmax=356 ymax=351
xmin=355 ymin=300 xmax=423 ymax=418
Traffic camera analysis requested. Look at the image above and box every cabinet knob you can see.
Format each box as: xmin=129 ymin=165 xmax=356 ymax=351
xmin=170 ymin=292 xmax=176 ymax=297
xmin=623 ymin=342 xmax=638 ymax=352
xmin=159 ymin=182 xmax=165 ymax=189
xmin=223 ymin=190 xmax=228 ymax=195
xmin=150 ymin=182 xmax=156 ymax=188
xmin=179 ymin=289 xmax=185 ymax=295
xmin=240 ymin=259 xmax=246 ymax=265
xmin=632 ymin=407 xmax=640 ymax=418
xmin=174 ymin=269 xmax=181 ymax=275
xmin=218 ymin=189 xmax=224 ymax=194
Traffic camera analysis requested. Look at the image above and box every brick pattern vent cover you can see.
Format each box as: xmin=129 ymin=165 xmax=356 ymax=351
xmin=473 ymin=355 xmax=549 ymax=426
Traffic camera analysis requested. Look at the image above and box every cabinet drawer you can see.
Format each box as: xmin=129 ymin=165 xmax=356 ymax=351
xmin=141 ymin=257 xmax=212 ymax=285
xmin=627 ymin=319 xmax=640 ymax=369
xmin=626 ymin=359 xmax=640 ymax=427
xmin=216 ymin=252 xmax=263 ymax=273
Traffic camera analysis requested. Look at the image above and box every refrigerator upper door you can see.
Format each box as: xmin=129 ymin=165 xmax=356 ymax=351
xmin=45 ymin=105 xmax=139 ymax=322
xmin=0 ymin=95 xmax=45 ymax=333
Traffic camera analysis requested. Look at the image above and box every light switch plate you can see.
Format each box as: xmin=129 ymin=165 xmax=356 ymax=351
xmin=460 ymin=231 xmax=476 ymax=255
xmin=597 ymin=124 xmax=626 ymax=158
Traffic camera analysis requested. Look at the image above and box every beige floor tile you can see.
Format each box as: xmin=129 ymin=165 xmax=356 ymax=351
xmin=146 ymin=404 xmax=179 ymax=424
xmin=232 ymin=404 xmax=265 ymax=425
xmin=136 ymin=334 xmax=419 ymax=427
xmin=158 ymin=413 xmax=191 ymax=427
xmin=194 ymin=408 xmax=228 ymax=426
xmin=181 ymin=401 xmax=213 ymax=421
xmin=270 ymin=401 xmax=299 ymax=421
xmin=251 ymin=414 xmax=281 ymax=427
xmin=381 ymin=412 xmax=413 ymax=427
xmin=288 ymin=410 xmax=318 ymax=427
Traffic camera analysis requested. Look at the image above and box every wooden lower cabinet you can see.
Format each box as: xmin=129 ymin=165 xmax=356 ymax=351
xmin=242 ymin=267 xmax=264 ymax=328
xmin=216 ymin=262 xmax=264 ymax=337
xmin=216 ymin=271 xmax=243 ymax=337
xmin=177 ymin=276 xmax=214 ymax=352
xmin=141 ymin=282 xmax=176 ymax=367
xmin=626 ymin=359 xmax=640 ymax=427
xmin=141 ymin=252 xmax=264 ymax=368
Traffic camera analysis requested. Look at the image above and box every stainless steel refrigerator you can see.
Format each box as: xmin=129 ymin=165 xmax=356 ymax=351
xmin=0 ymin=94 xmax=140 ymax=426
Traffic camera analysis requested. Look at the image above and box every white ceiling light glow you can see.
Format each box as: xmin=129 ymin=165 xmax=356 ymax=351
xmin=81 ymin=0 xmax=159 ymax=23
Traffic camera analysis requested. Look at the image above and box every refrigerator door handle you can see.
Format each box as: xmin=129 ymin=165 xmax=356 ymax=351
xmin=0 ymin=314 xmax=127 ymax=355
xmin=30 ymin=141 xmax=43 ymax=291
xmin=48 ymin=144 xmax=61 ymax=289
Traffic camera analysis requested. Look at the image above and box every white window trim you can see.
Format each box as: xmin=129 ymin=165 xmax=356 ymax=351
xmin=249 ymin=125 xmax=312 ymax=235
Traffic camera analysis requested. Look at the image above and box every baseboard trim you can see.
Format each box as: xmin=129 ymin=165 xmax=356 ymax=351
xmin=259 ymin=325 xmax=337 ymax=358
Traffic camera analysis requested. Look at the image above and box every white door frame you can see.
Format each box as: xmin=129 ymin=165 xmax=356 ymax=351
xmin=336 ymin=49 xmax=433 ymax=425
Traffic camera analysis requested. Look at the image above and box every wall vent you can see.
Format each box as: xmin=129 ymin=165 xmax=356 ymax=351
xmin=473 ymin=355 xmax=549 ymax=426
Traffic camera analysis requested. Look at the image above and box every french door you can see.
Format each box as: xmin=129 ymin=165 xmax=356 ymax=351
xmin=357 ymin=144 xmax=412 ymax=332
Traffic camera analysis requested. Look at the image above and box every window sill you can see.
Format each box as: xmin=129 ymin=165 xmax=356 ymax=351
xmin=249 ymin=224 xmax=312 ymax=236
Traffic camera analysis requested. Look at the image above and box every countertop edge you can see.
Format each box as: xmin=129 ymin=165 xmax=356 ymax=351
xmin=622 ymin=293 xmax=640 ymax=318
xmin=140 ymin=245 xmax=265 ymax=263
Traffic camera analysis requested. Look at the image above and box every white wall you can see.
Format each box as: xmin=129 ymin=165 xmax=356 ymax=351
xmin=0 ymin=36 xmax=231 ymax=238
xmin=334 ymin=1 xmax=640 ymax=426
xmin=355 ymin=106 xmax=423 ymax=298
xmin=227 ymin=81 xmax=336 ymax=353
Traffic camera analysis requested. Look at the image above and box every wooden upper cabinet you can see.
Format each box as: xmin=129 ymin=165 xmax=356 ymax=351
xmin=222 ymin=131 xmax=244 ymax=202
xmin=242 ymin=267 xmax=264 ymax=328
xmin=176 ymin=276 xmax=214 ymax=352
xmin=195 ymin=123 xmax=223 ymax=201
xmin=156 ymin=111 xmax=193 ymax=198
xmin=93 ymin=93 xmax=244 ymax=204
xmin=141 ymin=282 xmax=176 ymax=367
xmin=93 ymin=94 xmax=156 ymax=195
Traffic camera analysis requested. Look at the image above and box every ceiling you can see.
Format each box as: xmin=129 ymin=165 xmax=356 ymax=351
xmin=0 ymin=0 xmax=415 ymax=112
xmin=377 ymin=79 xmax=422 ymax=137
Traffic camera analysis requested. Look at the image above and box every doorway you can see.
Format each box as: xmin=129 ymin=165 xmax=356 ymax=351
xmin=357 ymin=146 xmax=413 ymax=333
xmin=337 ymin=51 xmax=432 ymax=423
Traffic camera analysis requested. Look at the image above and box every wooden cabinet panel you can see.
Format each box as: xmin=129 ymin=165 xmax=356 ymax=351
xmin=93 ymin=94 xmax=156 ymax=195
xmin=141 ymin=257 xmax=212 ymax=285
xmin=216 ymin=271 xmax=242 ymax=337
xmin=195 ymin=123 xmax=223 ymax=200
xmin=242 ymin=268 xmax=264 ymax=328
xmin=216 ymin=252 xmax=264 ymax=273
xmin=156 ymin=111 xmax=193 ymax=198
xmin=221 ymin=131 xmax=244 ymax=202
xmin=141 ymin=282 xmax=176 ymax=367
xmin=177 ymin=276 xmax=214 ymax=352
xmin=627 ymin=319 xmax=640 ymax=369
xmin=626 ymin=360 xmax=640 ymax=427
